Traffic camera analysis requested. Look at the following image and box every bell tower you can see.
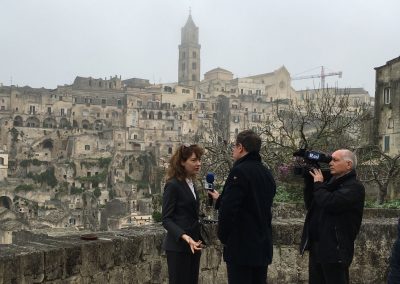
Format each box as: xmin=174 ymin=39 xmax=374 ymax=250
xmin=178 ymin=12 xmax=201 ymax=86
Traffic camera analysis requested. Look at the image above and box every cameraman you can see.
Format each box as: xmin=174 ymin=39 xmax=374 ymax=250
xmin=300 ymin=149 xmax=365 ymax=284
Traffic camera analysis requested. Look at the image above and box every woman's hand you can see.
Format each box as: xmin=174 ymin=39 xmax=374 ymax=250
xmin=182 ymin=234 xmax=202 ymax=254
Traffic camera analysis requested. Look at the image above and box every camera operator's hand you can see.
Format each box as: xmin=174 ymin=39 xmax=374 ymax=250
xmin=309 ymin=168 xmax=324 ymax=183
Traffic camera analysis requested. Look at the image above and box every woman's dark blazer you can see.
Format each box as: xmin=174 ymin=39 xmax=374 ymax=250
xmin=162 ymin=177 xmax=202 ymax=253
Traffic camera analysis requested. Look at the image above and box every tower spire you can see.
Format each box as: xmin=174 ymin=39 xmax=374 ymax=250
xmin=178 ymin=13 xmax=201 ymax=86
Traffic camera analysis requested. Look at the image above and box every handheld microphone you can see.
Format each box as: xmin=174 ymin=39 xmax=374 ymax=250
xmin=205 ymin=172 xmax=215 ymax=206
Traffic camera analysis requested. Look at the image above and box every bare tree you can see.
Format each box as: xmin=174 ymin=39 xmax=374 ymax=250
xmin=259 ymin=88 xmax=371 ymax=176
xmin=357 ymin=145 xmax=400 ymax=204
xmin=196 ymin=124 xmax=232 ymax=190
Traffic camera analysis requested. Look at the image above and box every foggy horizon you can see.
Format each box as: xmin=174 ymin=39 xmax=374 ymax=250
xmin=1 ymin=0 xmax=399 ymax=96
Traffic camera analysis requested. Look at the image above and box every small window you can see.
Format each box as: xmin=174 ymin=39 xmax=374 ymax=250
xmin=101 ymin=99 xmax=106 ymax=105
xmin=384 ymin=87 xmax=391 ymax=104
xmin=85 ymin=145 xmax=90 ymax=151
xmin=192 ymin=51 xmax=196 ymax=58
xmin=192 ymin=62 xmax=197 ymax=70
xmin=384 ymin=135 xmax=390 ymax=152
xmin=388 ymin=117 xmax=394 ymax=129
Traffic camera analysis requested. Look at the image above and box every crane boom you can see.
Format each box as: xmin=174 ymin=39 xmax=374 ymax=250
xmin=292 ymin=66 xmax=342 ymax=89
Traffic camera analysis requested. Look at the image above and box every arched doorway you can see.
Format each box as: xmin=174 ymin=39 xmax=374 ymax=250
xmin=13 ymin=116 xmax=23 ymax=127
xmin=26 ymin=117 xmax=40 ymax=128
xmin=42 ymin=139 xmax=54 ymax=150
xmin=43 ymin=117 xmax=57 ymax=128
xmin=81 ymin=120 xmax=91 ymax=129
xmin=0 ymin=196 xmax=12 ymax=209
xmin=59 ymin=118 xmax=71 ymax=129
xmin=94 ymin=120 xmax=105 ymax=131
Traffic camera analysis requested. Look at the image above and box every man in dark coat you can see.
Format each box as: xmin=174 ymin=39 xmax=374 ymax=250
xmin=209 ymin=130 xmax=276 ymax=284
xmin=300 ymin=149 xmax=365 ymax=284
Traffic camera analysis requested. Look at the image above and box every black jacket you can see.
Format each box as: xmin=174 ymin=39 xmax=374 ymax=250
xmin=300 ymin=170 xmax=365 ymax=265
xmin=217 ymin=152 xmax=276 ymax=266
xmin=162 ymin=178 xmax=202 ymax=253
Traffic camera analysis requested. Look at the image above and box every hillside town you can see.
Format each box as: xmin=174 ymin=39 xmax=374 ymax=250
xmin=0 ymin=13 xmax=398 ymax=245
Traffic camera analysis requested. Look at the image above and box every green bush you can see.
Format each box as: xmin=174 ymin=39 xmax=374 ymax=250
xmin=152 ymin=211 xmax=162 ymax=222
xmin=20 ymin=160 xmax=30 ymax=168
xmin=93 ymin=187 xmax=101 ymax=198
xmin=15 ymin=184 xmax=34 ymax=192
xmin=98 ymin=157 xmax=112 ymax=168
xmin=125 ymin=175 xmax=134 ymax=183
xmin=31 ymin=159 xmax=42 ymax=166
xmin=365 ymin=199 xmax=400 ymax=209
xmin=109 ymin=189 xmax=116 ymax=200
xmin=28 ymin=167 xmax=58 ymax=188
xmin=70 ymin=186 xmax=83 ymax=195
xmin=76 ymin=170 xmax=107 ymax=183
xmin=20 ymin=159 xmax=46 ymax=168
xmin=274 ymin=183 xmax=303 ymax=203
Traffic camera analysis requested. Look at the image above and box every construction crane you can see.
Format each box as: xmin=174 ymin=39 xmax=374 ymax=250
xmin=291 ymin=66 xmax=342 ymax=89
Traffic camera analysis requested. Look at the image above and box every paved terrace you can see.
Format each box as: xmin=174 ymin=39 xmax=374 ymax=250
xmin=0 ymin=204 xmax=398 ymax=283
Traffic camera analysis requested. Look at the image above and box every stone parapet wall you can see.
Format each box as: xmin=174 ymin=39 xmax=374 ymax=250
xmin=0 ymin=218 xmax=397 ymax=283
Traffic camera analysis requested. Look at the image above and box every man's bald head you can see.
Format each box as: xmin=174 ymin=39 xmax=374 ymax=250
xmin=329 ymin=149 xmax=357 ymax=177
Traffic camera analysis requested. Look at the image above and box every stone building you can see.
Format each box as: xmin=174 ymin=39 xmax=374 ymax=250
xmin=0 ymin=12 xmax=376 ymax=234
xmin=374 ymin=56 xmax=400 ymax=155
xmin=0 ymin=151 xmax=8 ymax=181
xmin=178 ymin=13 xmax=201 ymax=86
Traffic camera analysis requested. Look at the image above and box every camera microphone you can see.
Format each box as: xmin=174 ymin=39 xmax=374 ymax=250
xmin=205 ymin=172 xmax=215 ymax=206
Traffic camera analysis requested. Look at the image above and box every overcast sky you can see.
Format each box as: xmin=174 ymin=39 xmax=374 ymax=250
xmin=1 ymin=0 xmax=399 ymax=96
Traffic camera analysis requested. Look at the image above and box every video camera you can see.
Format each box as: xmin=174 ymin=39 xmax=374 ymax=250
xmin=292 ymin=149 xmax=332 ymax=176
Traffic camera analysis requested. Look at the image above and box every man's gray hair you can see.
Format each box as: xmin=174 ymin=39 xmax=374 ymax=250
xmin=341 ymin=149 xmax=357 ymax=169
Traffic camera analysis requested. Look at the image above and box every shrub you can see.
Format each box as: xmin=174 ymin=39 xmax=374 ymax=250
xmin=70 ymin=186 xmax=83 ymax=195
xmin=93 ymin=187 xmax=101 ymax=198
xmin=152 ymin=211 xmax=162 ymax=222
xmin=274 ymin=183 xmax=303 ymax=203
xmin=15 ymin=184 xmax=34 ymax=192
xmin=365 ymin=199 xmax=400 ymax=209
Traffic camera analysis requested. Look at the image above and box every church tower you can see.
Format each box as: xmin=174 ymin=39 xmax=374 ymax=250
xmin=178 ymin=12 xmax=201 ymax=86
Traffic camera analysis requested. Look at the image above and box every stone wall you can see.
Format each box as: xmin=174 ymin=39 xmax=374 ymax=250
xmin=0 ymin=213 xmax=398 ymax=284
